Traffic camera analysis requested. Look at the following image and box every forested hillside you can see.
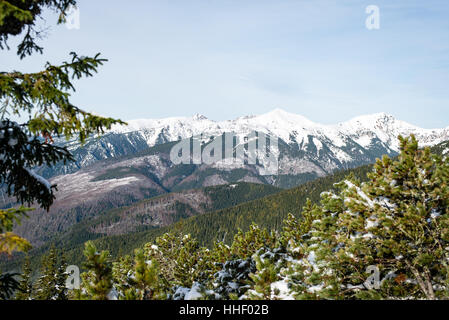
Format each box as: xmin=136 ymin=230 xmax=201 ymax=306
xmin=87 ymin=164 xmax=373 ymax=256
xmin=0 ymin=183 xmax=280 ymax=271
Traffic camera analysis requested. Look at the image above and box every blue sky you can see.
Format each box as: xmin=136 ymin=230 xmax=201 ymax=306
xmin=2 ymin=0 xmax=449 ymax=128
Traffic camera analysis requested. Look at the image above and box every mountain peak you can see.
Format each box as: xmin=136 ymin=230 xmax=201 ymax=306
xmin=192 ymin=113 xmax=208 ymax=121
xmin=264 ymin=108 xmax=297 ymax=117
xmin=370 ymin=112 xmax=396 ymax=121
xmin=342 ymin=112 xmax=398 ymax=127
xmin=255 ymin=108 xmax=318 ymax=129
xmin=268 ymin=107 xmax=290 ymax=114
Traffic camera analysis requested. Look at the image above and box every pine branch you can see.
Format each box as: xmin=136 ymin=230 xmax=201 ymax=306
xmin=1 ymin=53 xmax=126 ymax=142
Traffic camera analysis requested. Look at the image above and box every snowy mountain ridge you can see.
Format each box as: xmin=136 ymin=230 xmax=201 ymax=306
xmin=110 ymin=108 xmax=449 ymax=152
xmin=44 ymin=109 xmax=449 ymax=185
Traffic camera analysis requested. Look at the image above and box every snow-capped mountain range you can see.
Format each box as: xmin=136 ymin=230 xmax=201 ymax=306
xmin=44 ymin=108 xmax=449 ymax=183
xmin=110 ymin=108 xmax=449 ymax=152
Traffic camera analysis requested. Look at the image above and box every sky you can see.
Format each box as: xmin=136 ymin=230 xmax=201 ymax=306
xmin=1 ymin=0 xmax=449 ymax=128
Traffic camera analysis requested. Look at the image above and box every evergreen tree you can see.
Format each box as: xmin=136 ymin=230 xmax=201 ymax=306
xmin=55 ymin=253 xmax=68 ymax=300
xmin=129 ymin=249 xmax=165 ymax=300
xmin=247 ymin=248 xmax=289 ymax=300
xmin=212 ymin=258 xmax=256 ymax=300
xmin=298 ymin=135 xmax=449 ymax=299
xmin=0 ymin=0 xmax=123 ymax=299
xmin=0 ymin=0 xmax=76 ymax=58
xmin=279 ymin=204 xmax=324 ymax=300
xmin=81 ymin=241 xmax=113 ymax=300
xmin=33 ymin=247 xmax=67 ymax=300
xmin=111 ymin=255 xmax=134 ymax=299
xmin=196 ymin=240 xmax=232 ymax=285
xmin=15 ymin=255 xmax=33 ymax=300
xmin=111 ymin=249 xmax=166 ymax=300
xmin=144 ymin=233 xmax=202 ymax=289
xmin=0 ymin=0 xmax=124 ymax=258
xmin=230 ymin=224 xmax=277 ymax=259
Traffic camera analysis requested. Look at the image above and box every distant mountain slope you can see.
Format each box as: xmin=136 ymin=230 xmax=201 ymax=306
xmin=78 ymin=182 xmax=280 ymax=238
